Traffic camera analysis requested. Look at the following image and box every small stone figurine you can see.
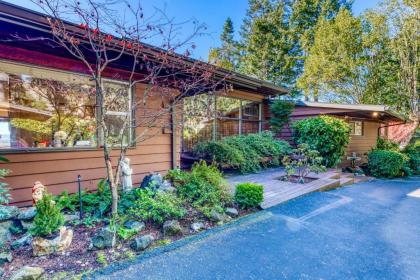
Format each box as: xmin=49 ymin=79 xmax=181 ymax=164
xmin=120 ymin=157 xmax=133 ymax=192
xmin=32 ymin=181 xmax=46 ymax=206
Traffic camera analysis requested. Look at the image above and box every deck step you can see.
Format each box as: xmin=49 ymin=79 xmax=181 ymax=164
xmin=340 ymin=176 xmax=354 ymax=186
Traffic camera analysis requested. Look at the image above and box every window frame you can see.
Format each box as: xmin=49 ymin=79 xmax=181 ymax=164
xmin=349 ymin=120 xmax=364 ymax=136
xmin=0 ymin=60 xmax=134 ymax=154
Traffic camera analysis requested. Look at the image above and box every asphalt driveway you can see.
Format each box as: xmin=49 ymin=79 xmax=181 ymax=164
xmin=92 ymin=177 xmax=420 ymax=280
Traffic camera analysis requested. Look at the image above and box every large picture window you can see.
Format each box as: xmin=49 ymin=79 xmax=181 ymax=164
xmin=0 ymin=62 xmax=132 ymax=151
xmin=182 ymin=94 xmax=262 ymax=152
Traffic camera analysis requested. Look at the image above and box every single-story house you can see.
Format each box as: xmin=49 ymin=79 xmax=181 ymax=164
xmin=0 ymin=2 xmax=288 ymax=205
xmin=270 ymin=101 xmax=406 ymax=166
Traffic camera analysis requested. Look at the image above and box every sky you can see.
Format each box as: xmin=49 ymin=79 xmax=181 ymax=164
xmin=6 ymin=0 xmax=382 ymax=60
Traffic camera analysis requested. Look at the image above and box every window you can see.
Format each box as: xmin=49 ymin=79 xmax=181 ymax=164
xmin=0 ymin=62 xmax=132 ymax=151
xmin=182 ymin=94 xmax=262 ymax=152
xmin=349 ymin=121 xmax=363 ymax=136
xmin=103 ymin=81 xmax=132 ymax=147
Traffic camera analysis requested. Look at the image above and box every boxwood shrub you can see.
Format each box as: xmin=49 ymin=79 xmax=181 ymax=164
xmin=292 ymin=115 xmax=350 ymax=167
xmin=194 ymin=131 xmax=290 ymax=173
xmin=234 ymin=182 xmax=264 ymax=209
xmin=367 ymin=150 xmax=408 ymax=178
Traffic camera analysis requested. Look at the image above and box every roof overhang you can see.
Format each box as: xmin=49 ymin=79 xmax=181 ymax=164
xmin=0 ymin=1 xmax=288 ymax=98
xmin=295 ymin=101 xmax=406 ymax=123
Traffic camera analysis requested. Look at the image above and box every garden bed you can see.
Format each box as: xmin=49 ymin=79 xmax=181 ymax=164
xmin=277 ymin=175 xmax=317 ymax=184
xmin=0 ymin=161 xmax=261 ymax=279
xmin=2 ymin=209 xmax=254 ymax=279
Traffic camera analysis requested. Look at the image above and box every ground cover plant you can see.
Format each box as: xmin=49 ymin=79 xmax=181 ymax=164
xmin=194 ymin=131 xmax=290 ymax=173
xmin=292 ymin=116 xmax=351 ymax=167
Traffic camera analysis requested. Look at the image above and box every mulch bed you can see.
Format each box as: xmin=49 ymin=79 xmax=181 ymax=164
xmin=1 ymin=208 xmax=255 ymax=279
xmin=278 ymin=175 xmax=317 ymax=184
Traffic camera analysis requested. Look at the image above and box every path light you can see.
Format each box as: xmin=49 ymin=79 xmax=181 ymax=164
xmin=77 ymin=175 xmax=83 ymax=220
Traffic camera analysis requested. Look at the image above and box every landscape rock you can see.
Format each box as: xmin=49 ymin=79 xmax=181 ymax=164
xmin=140 ymin=173 xmax=173 ymax=192
xmin=163 ymin=220 xmax=182 ymax=236
xmin=10 ymin=266 xmax=44 ymax=280
xmin=225 ymin=207 xmax=239 ymax=217
xmin=0 ymin=251 xmax=12 ymax=264
xmin=20 ymin=220 xmax=34 ymax=231
xmin=210 ymin=209 xmax=226 ymax=223
xmin=91 ymin=227 xmax=116 ymax=250
xmin=0 ymin=205 xmax=19 ymax=221
xmin=0 ymin=220 xmax=12 ymax=246
xmin=190 ymin=222 xmax=205 ymax=232
xmin=64 ymin=214 xmax=79 ymax=224
xmin=17 ymin=207 xmax=36 ymax=220
xmin=124 ymin=220 xmax=145 ymax=232
xmin=131 ymin=234 xmax=154 ymax=251
xmin=32 ymin=226 xmax=73 ymax=257
xmin=11 ymin=234 xmax=33 ymax=250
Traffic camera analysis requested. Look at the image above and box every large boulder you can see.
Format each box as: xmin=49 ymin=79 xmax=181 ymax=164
xmin=131 ymin=234 xmax=154 ymax=251
xmin=0 ymin=205 xmax=19 ymax=221
xmin=64 ymin=214 xmax=79 ymax=224
xmin=0 ymin=251 xmax=12 ymax=265
xmin=17 ymin=207 xmax=36 ymax=221
xmin=11 ymin=234 xmax=33 ymax=250
xmin=0 ymin=220 xmax=12 ymax=247
xmin=163 ymin=220 xmax=182 ymax=236
xmin=10 ymin=266 xmax=44 ymax=280
xmin=124 ymin=220 xmax=145 ymax=232
xmin=140 ymin=173 xmax=173 ymax=192
xmin=90 ymin=227 xmax=116 ymax=250
xmin=210 ymin=209 xmax=225 ymax=223
xmin=225 ymin=207 xmax=239 ymax=218
xmin=32 ymin=226 xmax=73 ymax=257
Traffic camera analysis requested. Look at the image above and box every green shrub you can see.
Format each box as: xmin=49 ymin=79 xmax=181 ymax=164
xmin=374 ymin=137 xmax=400 ymax=151
xmin=367 ymin=150 xmax=408 ymax=178
xmin=234 ymin=182 xmax=263 ymax=209
xmin=293 ymin=115 xmax=350 ymax=167
xmin=404 ymin=140 xmax=420 ymax=174
xmin=194 ymin=132 xmax=290 ymax=173
xmin=125 ymin=188 xmax=186 ymax=224
xmin=31 ymin=192 xmax=64 ymax=237
xmin=282 ymin=143 xmax=326 ymax=184
xmin=269 ymin=99 xmax=294 ymax=133
xmin=166 ymin=161 xmax=232 ymax=217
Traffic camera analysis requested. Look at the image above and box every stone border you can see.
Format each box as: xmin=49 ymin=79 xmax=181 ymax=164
xmin=84 ymin=210 xmax=272 ymax=279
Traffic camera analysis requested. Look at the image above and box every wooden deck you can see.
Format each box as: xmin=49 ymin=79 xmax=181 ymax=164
xmin=226 ymin=168 xmax=364 ymax=209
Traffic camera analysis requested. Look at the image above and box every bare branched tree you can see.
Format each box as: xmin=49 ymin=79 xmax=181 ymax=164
xmin=17 ymin=0 xmax=230 ymax=216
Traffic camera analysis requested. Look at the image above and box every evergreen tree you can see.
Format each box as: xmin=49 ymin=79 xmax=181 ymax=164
xmin=238 ymin=0 xmax=298 ymax=89
xmin=208 ymin=17 xmax=239 ymax=70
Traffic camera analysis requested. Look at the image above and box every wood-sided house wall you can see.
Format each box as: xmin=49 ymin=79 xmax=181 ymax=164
xmin=1 ymin=81 xmax=181 ymax=206
xmin=0 ymin=54 xmax=270 ymax=206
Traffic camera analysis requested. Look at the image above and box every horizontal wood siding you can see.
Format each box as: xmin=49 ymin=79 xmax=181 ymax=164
xmin=0 ymin=83 xmax=181 ymax=206
xmin=344 ymin=121 xmax=380 ymax=165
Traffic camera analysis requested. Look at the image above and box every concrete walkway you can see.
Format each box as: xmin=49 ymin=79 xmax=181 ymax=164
xmin=91 ymin=176 xmax=420 ymax=280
